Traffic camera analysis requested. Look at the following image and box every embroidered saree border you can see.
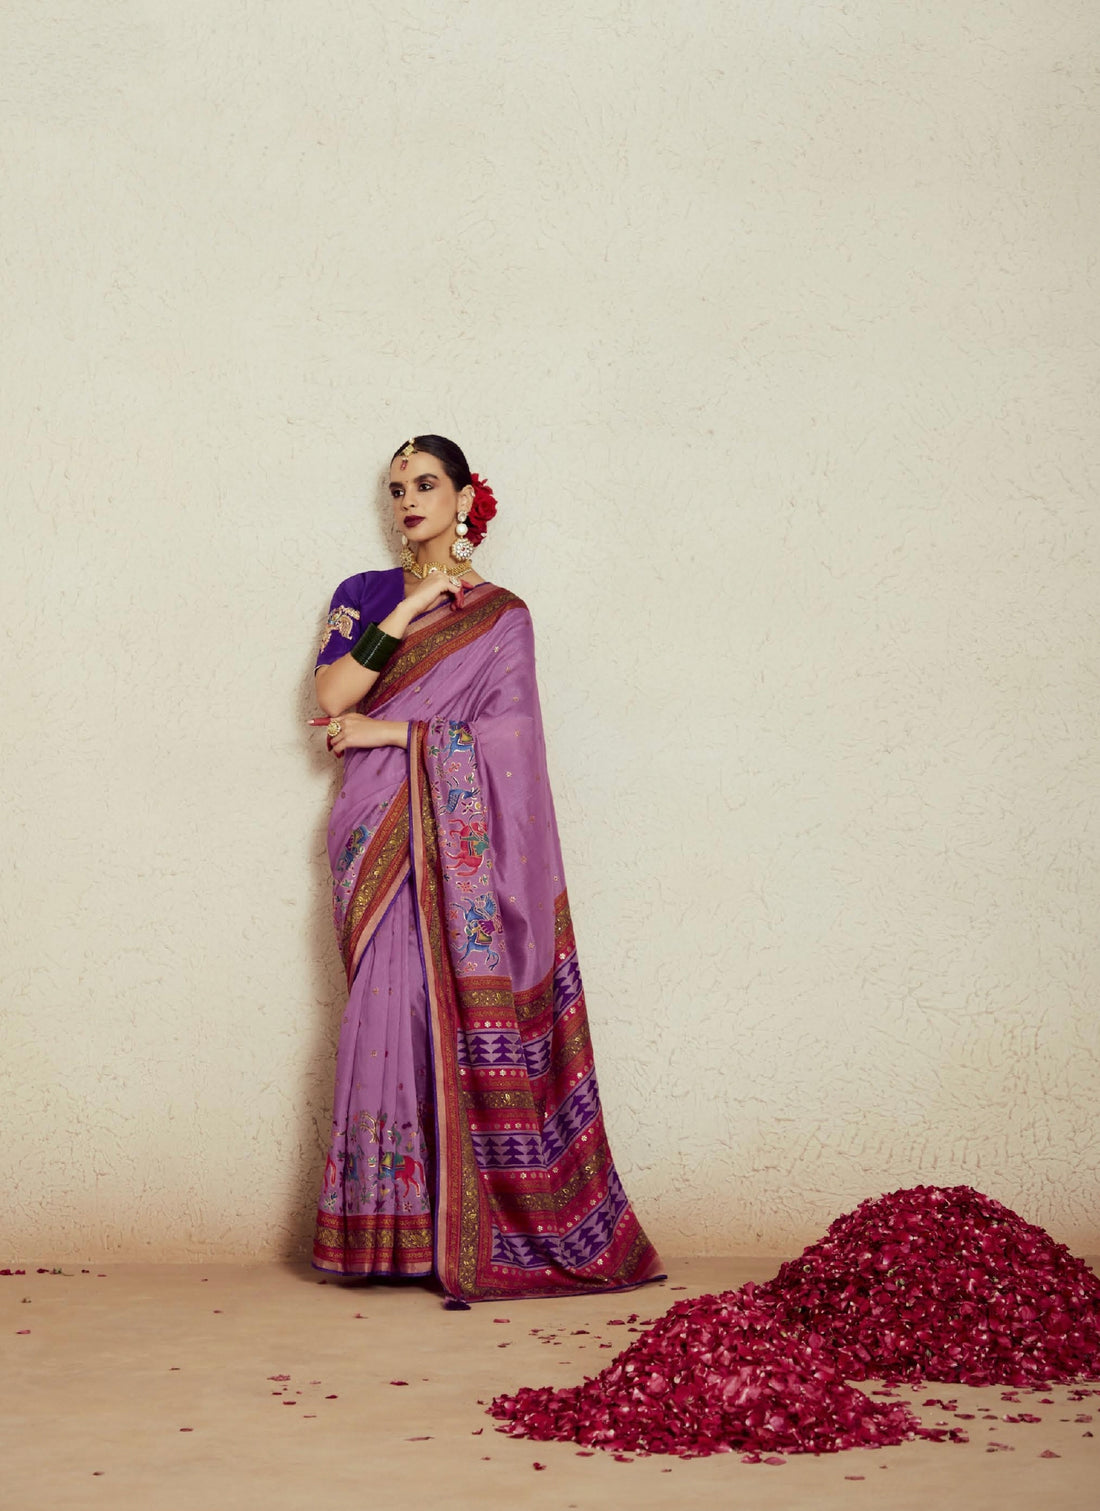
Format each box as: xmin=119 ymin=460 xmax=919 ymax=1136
xmin=363 ymin=585 xmax=522 ymax=714
xmin=410 ymin=737 xmax=493 ymax=1298
xmin=409 ymin=719 xmax=662 ymax=1303
xmin=313 ymin=1210 xmax=433 ymax=1275
xmin=340 ymin=789 xmax=412 ymax=986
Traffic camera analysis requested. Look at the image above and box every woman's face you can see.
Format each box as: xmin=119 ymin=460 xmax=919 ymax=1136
xmin=388 ymin=452 xmax=468 ymax=549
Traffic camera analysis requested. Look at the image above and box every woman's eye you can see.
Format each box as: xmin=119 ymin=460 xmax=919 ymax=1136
xmin=418 ymin=481 xmax=434 ymax=491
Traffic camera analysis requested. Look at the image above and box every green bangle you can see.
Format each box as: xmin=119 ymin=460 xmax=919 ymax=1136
xmin=350 ymin=622 xmax=401 ymax=671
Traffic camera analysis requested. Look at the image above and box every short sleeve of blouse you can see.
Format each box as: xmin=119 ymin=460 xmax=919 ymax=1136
xmin=316 ymin=575 xmax=367 ymax=670
xmin=314 ymin=569 xmax=406 ymax=671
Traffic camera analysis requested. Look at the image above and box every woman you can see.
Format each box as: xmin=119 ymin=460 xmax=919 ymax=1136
xmin=309 ymin=435 xmax=662 ymax=1305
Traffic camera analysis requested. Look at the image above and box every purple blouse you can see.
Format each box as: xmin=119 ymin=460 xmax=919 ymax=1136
xmin=315 ymin=567 xmax=406 ymax=670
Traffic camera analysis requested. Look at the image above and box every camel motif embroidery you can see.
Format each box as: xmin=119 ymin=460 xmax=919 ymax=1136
xmin=379 ymin=1149 xmax=427 ymax=1198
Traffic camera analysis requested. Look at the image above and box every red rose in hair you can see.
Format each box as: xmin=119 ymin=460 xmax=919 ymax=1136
xmin=467 ymin=474 xmax=497 ymax=546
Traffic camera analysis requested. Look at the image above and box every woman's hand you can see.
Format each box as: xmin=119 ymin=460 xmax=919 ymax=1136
xmin=308 ymin=715 xmax=409 ymax=758
xmin=404 ymin=570 xmax=466 ymax=616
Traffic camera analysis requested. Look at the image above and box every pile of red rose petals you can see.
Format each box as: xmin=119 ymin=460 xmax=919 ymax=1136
xmin=490 ymin=1186 xmax=1100 ymax=1458
xmin=757 ymin=1185 xmax=1100 ymax=1386
xmin=489 ymin=1286 xmax=925 ymax=1457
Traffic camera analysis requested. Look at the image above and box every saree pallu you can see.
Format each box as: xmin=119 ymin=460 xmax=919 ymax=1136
xmin=313 ymin=582 xmax=662 ymax=1303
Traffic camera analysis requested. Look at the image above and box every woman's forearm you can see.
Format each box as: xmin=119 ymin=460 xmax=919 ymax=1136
xmin=315 ymin=658 xmax=377 ymax=716
xmin=314 ymin=600 xmax=419 ymax=716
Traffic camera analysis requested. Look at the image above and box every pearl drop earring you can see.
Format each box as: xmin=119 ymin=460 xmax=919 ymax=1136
xmin=451 ymin=512 xmax=474 ymax=563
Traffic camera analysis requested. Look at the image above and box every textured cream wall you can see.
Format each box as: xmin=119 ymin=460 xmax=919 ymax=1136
xmin=2 ymin=1 xmax=1098 ymax=1263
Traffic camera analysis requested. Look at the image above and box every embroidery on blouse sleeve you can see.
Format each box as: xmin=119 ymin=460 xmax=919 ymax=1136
xmin=319 ymin=604 xmax=361 ymax=653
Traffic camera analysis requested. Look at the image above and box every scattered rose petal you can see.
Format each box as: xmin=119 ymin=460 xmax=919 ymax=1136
xmin=268 ymin=1375 xmax=290 ymax=1382
xmin=407 ymin=1435 xmax=432 ymax=1440
xmin=1040 ymin=1450 xmax=1060 ymax=1458
xmin=179 ymin=1427 xmax=193 ymax=1432
xmin=324 ymin=1395 xmax=338 ymax=1400
xmin=493 ymin=1318 xmax=510 ymax=1324
xmin=763 ymin=1455 xmax=786 ymax=1465
xmin=532 ymin=1462 xmax=546 ymax=1470
xmin=845 ymin=1474 xmax=865 ymax=1480
xmin=390 ymin=1380 xmax=409 ymax=1387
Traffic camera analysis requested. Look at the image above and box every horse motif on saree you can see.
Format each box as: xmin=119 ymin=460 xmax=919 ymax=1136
xmin=312 ymin=576 xmax=662 ymax=1303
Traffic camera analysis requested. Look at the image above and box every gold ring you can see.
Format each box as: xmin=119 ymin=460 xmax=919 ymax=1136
xmin=327 ymin=719 xmax=342 ymax=739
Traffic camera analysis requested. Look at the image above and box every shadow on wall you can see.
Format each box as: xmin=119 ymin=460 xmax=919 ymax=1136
xmin=281 ymin=469 xmax=398 ymax=1258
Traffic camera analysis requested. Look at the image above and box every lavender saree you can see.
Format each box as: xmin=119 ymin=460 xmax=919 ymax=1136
xmin=312 ymin=569 xmax=662 ymax=1303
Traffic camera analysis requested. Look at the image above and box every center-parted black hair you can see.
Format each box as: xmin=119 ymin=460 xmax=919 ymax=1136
xmin=392 ymin=434 xmax=472 ymax=492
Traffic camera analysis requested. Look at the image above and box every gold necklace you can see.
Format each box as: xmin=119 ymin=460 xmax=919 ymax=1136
xmin=400 ymin=547 xmax=475 ymax=580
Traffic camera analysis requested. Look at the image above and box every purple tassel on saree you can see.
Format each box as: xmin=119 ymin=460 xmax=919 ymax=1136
xmin=312 ymin=582 xmax=662 ymax=1301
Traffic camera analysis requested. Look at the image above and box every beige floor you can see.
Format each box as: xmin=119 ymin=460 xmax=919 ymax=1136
xmin=2 ymin=1256 xmax=1097 ymax=1511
